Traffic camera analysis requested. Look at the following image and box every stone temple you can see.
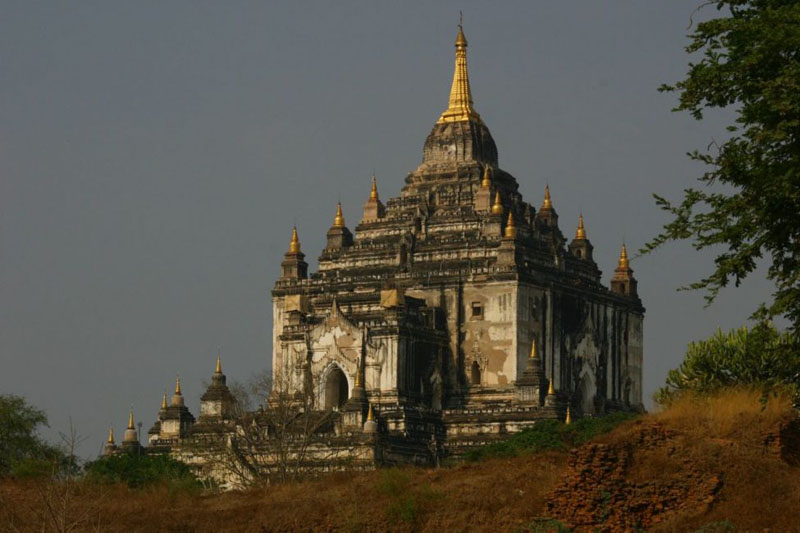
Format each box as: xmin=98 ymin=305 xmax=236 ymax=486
xmin=105 ymin=25 xmax=644 ymax=480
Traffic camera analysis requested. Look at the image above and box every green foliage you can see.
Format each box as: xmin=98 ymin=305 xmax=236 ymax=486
xmin=0 ymin=394 xmax=62 ymax=477
xmin=463 ymin=412 xmax=637 ymax=462
xmin=84 ymin=453 xmax=199 ymax=489
xmin=655 ymin=323 xmax=800 ymax=405
xmin=646 ymin=1 xmax=800 ymax=333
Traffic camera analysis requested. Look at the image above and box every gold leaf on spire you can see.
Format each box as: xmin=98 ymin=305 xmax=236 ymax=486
xmin=575 ymin=213 xmax=587 ymax=240
xmin=437 ymin=24 xmax=482 ymax=124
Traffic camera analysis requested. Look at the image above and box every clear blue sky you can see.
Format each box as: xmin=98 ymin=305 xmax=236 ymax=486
xmin=1 ymin=1 xmax=773 ymax=457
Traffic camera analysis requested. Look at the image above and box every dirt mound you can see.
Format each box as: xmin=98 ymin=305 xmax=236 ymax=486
xmin=546 ymin=390 xmax=800 ymax=532
xmin=546 ymin=421 xmax=722 ymax=531
xmin=1 ymin=390 xmax=797 ymax=532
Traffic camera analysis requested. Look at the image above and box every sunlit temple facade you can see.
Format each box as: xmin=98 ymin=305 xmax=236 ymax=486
xmin=106 ymin=25 xmax=643 ymax=475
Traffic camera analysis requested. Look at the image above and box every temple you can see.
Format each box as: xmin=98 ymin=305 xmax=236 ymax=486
xmin=270 ymin=23 xmax=644 ymax=459
xmin=104 ymin=23 xmax=644 ymax=483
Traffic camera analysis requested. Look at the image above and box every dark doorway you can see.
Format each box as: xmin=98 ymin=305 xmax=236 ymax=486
xmin=470 ymin=361 xmax=481 ymax=385
xmin=325 ymin=366 xmax=349 ymax=409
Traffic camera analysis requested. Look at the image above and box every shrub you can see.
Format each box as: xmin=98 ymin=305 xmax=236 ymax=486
xmin=84 ymin=453 xmax=198 ymax=489
xmin=655 ymin=323 xmax=800 ymax=406
xmin=463 ymin=411 xmax=637 ymax=462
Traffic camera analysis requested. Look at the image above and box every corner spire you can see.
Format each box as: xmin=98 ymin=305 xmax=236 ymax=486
xmin=542 ymin=185 xmax=553 ymax=211
xmin=565 ymin=406 xmax=572 ymax=425
xmin=107 ymin=426 xmax=115 ymax=444
xmin=529 ymin=339 xmax=537 ymax=359
xmin=481 ymin=166 xmax=491 ymax=189
xmin=333 ymin=202 xmax=345 ymax=228
xmin=437 ymin=21 xmax=481 ymax=124
xmin=491 ymin=191 xmax=503 ymax=215
xmin=367 ymin=403 xmax=374 ymax=421
xmin=504 ymin=212 xmax=516 ymax=239
xmin=618 ymin=243 xmax=629 ymax=270
xmin=370 ymin=175 xmax=379 ymax=200
xmin=127 ymin=408 xmax=135 ymax=430
xmin=161 ymin=391 xmax=167 ymax=409
xmin=288 ymin=226 xmax=301 ymax=254
xmin=575 ymin=213 xmax=586 ymax=240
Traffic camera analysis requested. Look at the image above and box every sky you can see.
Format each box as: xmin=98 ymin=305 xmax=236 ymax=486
xmin=1 ymin=1 xmax=776 ymax=458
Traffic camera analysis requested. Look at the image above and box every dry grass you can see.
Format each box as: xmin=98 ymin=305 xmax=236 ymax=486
xmin=1 ymin=390 xmax=797 ymax=532
xmin=653 ymin=387 xmax=793 ymax=439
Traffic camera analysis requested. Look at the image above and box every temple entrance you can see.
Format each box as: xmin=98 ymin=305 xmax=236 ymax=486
xmin=324 ymin=366 xmax=349 ymax=410
xmin=470 ymin=361 xmax=481 ymax=385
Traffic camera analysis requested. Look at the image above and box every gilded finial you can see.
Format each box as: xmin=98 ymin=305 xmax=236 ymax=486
xmin=107 ymin=426 xmax=115 ymax=444
xmin=354 ymin=365 xmax=363 ymax=388
xmin=215 ymin=352 xmax=222 ymax=374
xmin=161 ymin=391 xmax=167 ymax=409
xmin=565 ymin=406 xmax=572 ymax=425
xmin=367 ymin=403 xmax=374 ymax=421
xmin=542 ymin=185 xmax=553 ymax=210
xmin=547 ymin=379 xmax=555 ymax=396
xmin=481 ymin=166 xmax=491 ymax=189
xmin=288 ymin=226 xmax=301 ymax=254
xmin=529 ymin=339 xmax=537 ymax=359
xmin=504 ymin=212 xmax=516 ymax=238
xmin=575 ymin=213 xmax=586 ymax=240
xmin=491 ymin=191 xmax=503 ymax=215
xmin=127 ymin=408 xmax=135 ymax=430
xmin=175 ymin=376 xmax=181 ymax=395
xmin=437 ymin=20 xmax=481 ymax=124
xmin=370 ymin=176 xmax=379 ymax=200
xmin=333 ymin=202 xmax=345 ymax=228
xmin=618 ymin=243 xmax=629 ymax=269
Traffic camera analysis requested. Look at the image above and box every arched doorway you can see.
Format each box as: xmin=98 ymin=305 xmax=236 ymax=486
xmin=324 ymin=366 xmax=349 ymax=410
xmin=470 ymin=361 xmax=481 ymax=385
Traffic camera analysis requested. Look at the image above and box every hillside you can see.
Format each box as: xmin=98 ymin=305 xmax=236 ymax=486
xmin=1 ymin=390 xmax=797 ymax=532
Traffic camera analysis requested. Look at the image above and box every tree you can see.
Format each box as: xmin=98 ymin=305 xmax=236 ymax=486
xmin=0 ymin=394 xmax=60 ymax=476
xmin=654 ymin=323 xmax=800 ymax=404
xmin=646 ymin=1 xmax=800 ymax=334
xmin=188 ymin=367 xmax=352 ymax=488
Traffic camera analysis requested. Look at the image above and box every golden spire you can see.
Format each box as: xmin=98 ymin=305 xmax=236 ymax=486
xmin=367 ymin=403 xmax=374 ymax=421
xmin=481 ymin=166 xmax=491 ymax=189
xmin=288 ymin=226 xmax=301 ymax=254
xmin=333 ymin=202 xmax=345 ymax=228
xmin=504 ymin=212 xmax=516 ymax=238
xmin=529 ymin=339 xmax=537 ymax=359
xmin=491 ymin=191 xmax=503 ymax=215
xmin=215 ymin=353 xmax=222 ymax=374
xmin=370 ymin=175 xmax=379 ymax=200
xmin=354 ymin=364 xmax=363 ymax=388
xmin=127 ymin=408 xmax=135 ymax=430
xmin=175 ymin=376 xmax=181 ymax=395
xmin=575 ymin=213 xmax=586 ymax=240
xmin=547 ymin=379 xmax=555 ymax=396
xmin=437 ymin=22 xmax=481 ymax=124
xmin=565 ymin=406 xmax=572 ymax=425
xmin=541 ymin=185 xmax=553 ymax=210
xmin=618 ymin=243 xmax=629 ymax=269
xmin=107 ymin=426 xmax=115 ymax=444
xmin=161 ymin=391 xmax=167 ymax=409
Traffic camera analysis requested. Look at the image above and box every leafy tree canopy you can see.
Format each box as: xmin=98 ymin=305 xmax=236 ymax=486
xmin=655 ymin=323 xmax=800 ymax=405
xmin=647 ymin=0 xmax=800 ymax=333
xmin=0 ymin=394 xmax=61 ymax=476
xmin=84 ymin=453 xmax=198 ymax=489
